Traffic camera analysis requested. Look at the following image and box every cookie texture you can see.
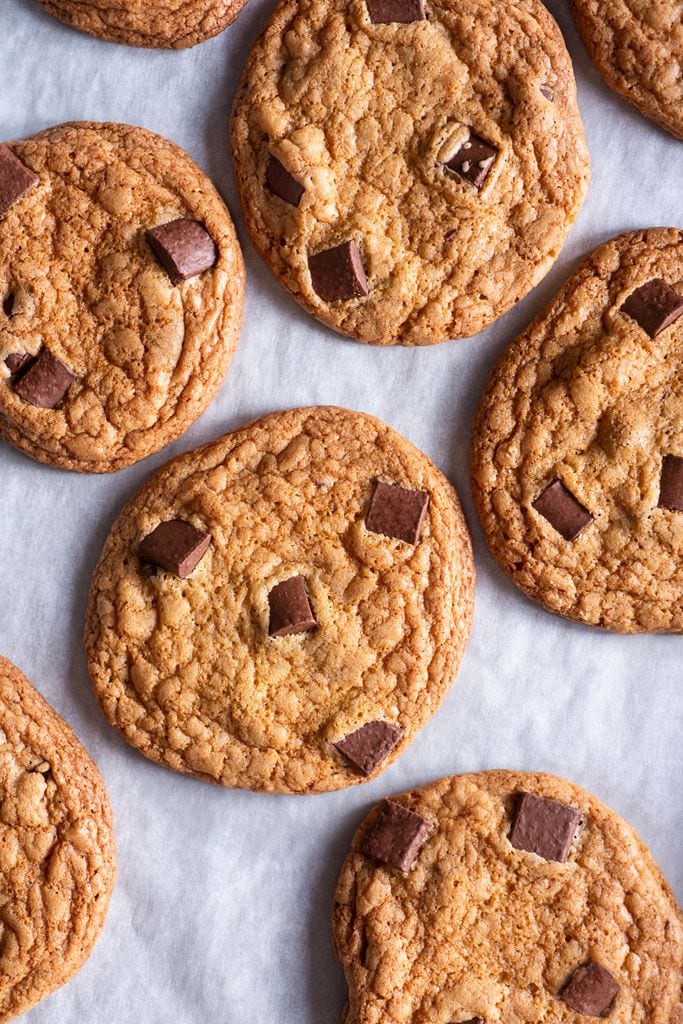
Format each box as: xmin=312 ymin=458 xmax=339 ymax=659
xmin=471 ymin=228 xmax=683 ymax=633
xmin=231 ymin=0 xmax=590 ymax=346
xmin=333 ymin=770 xmax=683 ymax=1024
xmin=0 ymin=657 xmax=115 ymax=1022
xmin=84 ymin=406 xmax=475 ymax=793
xmin=34 ymin=0 xmax=247 ymax=48
xmin=571 ymin=0 xmax=683 ymax=140
xmin=0 ymin=122 xmax=244 ymax=472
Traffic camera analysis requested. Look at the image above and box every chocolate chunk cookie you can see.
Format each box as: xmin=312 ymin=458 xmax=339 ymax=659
xmin=471 ymin=228 xmax=683 ymax=633
xmin=34 ymin=0 xmax=248 ymax=49
xmin=572 ymin=0 xmax=683 ymax=140
xmin=333 ymin=771 xmax=683 ymax=1024
xmin=231 ymin=0 xmax=590 ymax=346
xmin=0 ymin=657 xmax=115 ymax=1022
xmin=0 ymin=122 xmax=244 ymax=472
xmin=84 ymin=406 xmax=475 ymax=792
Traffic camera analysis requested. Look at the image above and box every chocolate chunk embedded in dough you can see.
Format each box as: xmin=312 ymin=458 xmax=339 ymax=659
xmin=532 ymin=479 xmax=593 ymax=541
xmin=0 ymin=145 xmax=39 ymax=218
xmin=13 ymin=349 xmax=75 ymax=409
xmin=309 ymin=241 xmax=369 ymax=302
xmin=266 ymin=156 xmax=304 ymax=207
xmin=658 ymin=454 xmax=683 ymax=511
xmin=366 ymin=0 xmax=425 ymax=23
xmin=509 ymin=791 xmax=581 ymax=862
xmin=334 ymin=720 xmax=403 ymax=775
xmin=146 ymin=218 xmax=218 ymax=284
xmin=561 ymin=960 xmax=619 ymax=1016
xmin=620 ymin=278 xmax=683 ymax=338
xmin=445 ymin=133 xmax=498 ymax=189
xmin=138 ymin=520 xmax=211 ymax=578
xmin=268 ymin=576 xmax=317 ymax=637
xmin=362 ymin=799 xmax=431 ymax=871
xmin=365 ymin=480 xmax=429 ymax=544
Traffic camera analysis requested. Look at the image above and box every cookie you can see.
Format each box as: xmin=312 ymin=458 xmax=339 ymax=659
xmin=231 ymin=0 xmax=590 ymax=346
xmin=571 ymin=0 xmax=683 ymax=140
xmin=333 ymin=770 xmax=683 ymax=1024
xmin=34 ymin=0 xmax=248 ymax=49
xmin=471 ymin=228 xmax=683 ymax=633
xmin=0 ymin=657 xmax=115 ymax=1022
xmin=84 ymin=406 xmax=475 ymax=793
xmin=0 ymin=122 xmax=245 ymax=472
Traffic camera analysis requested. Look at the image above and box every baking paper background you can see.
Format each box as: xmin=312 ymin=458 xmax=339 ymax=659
xmin=0 ymin=1 xmax=681 ymax=1020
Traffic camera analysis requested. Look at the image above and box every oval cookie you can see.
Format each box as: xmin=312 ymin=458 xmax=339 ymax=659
xmin=84 ymin=406 xmax=475 ymax=793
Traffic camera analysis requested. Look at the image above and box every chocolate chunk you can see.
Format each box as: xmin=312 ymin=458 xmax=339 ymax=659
xmin=362 ymin=799 xmax=431 ymax=872
xmin=308 ymin=240 xmax=369 ymax=302
xmin=445 ymin=133 xmax=498 ymax=189
xmin=509 ymin=792 xmax=581 ymax=863
xmin=334 ymin=720 xmax=403 ymax=775
xmin=3 ymin=293 xmax=15 ymax=317
xmin=532 ymin=479 xmax=593 ymax=541
xmin=266 ymin=156 xmax=304 ymax=207
xmin=0 ymin=145 xmax=39 ymax=219
xmin=268 ymin=576 xmax=317 ymax=637
xmin=561 ymin=961 xmax=619 ymax=1016
xmin=540 ymin=84 xmax=555 ymax=101
xmin=620 ymin=278 xmax=683 ymax=338
xmin=13 ymin=349 xmax=75 ymax=409
xmin=366 ymin=0 xmax=425 ymax=23
xmin=146 ymin=219 xmax=218 ymax=284
xmin=138 ymin=520 xmax=211 ymax=578
xmin=659 ymin=454 xmax=683 ymax=512
xmin=365 ymin=480 xmax=429 ymax=544
xmin=5 ymin=352 xmax=30 ymax=375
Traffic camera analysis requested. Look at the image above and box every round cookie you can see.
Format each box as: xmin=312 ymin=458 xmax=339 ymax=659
xmin=231 ymin=0 xmax=590 ymax=347
xmin=34 ymin=0 xmax=247 ymax=49
xmin=333 ymin=770 xmax=683 ymax=1024
xmin=0 ymin=122 xmax=245 ymax=472
xmin=572 ymin=0 xmax=683 ymax=140
xmin=0 ymin=657 xmax=115 ymax=1022
xmin=471 ymin=228 xmax=683 ymax=633
xmin=84 ymin=406 xmax=475 ymax=793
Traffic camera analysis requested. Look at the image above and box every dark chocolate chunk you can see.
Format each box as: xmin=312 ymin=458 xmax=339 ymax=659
xmin=620 ymin=278 xmax=683 ymax=338
xmin=308 ymin=240 xmax=369 ymax=302
xmin=268 ymin=576 xmax=317 ymax=637
xmin=138 ymin=520 xmax=211 ymax=578
xmin=146 ymin=219 xmax=218 ymax=284
xmin=334 ymin=720 xmax=403 ymax=775
xmin=3 ymin=293 xmax=15 ymax=317
xmin=13 ymin=349 xmax=75 ymax=409
xmin=659 ymin=454 xmax=683 ymax=512
xmin=532 ymin=479 xmax=593 ymax=541
xmin=5 ymin=352 xmax=30 ymax=375
xmin=266 ymin=156 xmax=304 ymax=207
xmin=509 ymin=791 xmax=581 ymax=863
xmin=366 ymin=0 xmax=425 ymax=23
xmin=362 ymin=799 xmax=431 ymax=872
xmin=540 ymin=84 xmax=555 ymax=101
xmin=561 ymin=961 xmax=619 ymax=1017
xmin=0 ymin=145 xmax=39 ymax=219
xmin=445 ymin=133 xmax=498 ymax=189
xmin=365 ymin=480 xmax=429 ymax=544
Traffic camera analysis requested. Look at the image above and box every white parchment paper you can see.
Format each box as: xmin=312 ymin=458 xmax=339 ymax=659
xmin=0 ymin=1 xmax=681 ymax=1020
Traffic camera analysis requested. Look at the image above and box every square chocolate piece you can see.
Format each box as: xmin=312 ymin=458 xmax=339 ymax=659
xmin=561 ymin=960 xmax=619 ymax=1017
xmin=366 ymin=0 xmax=426 ymax=23
xmin=445 ymin=133 xmax=498 ymax=190
xmin=334 ymin=720 xmax=403 ymax=776
xmin=268 ymin=576 xmax=317 ymax=637
xmin=308 ymin=240 xmax=369 ymax=303
xmin=266 ymin=156 xmax=304 ymax=207
xmin=362 ymin=798 xmax=431 ymax=872
xmin=0 ymin=145 xmax=39 ymax=219
xmin=146 ymin=219 xmax=218 ymax=284
xmin=13 ymin=349 xmax=75 ymax=409
xmin=620 ymin=278 xmax=683 ymax=338
xmin=532 ymin=479 xmax=593 ymax=541
xmin=658 ymin=454 xmax=683 ymax=512
xmin=509 ymin=792 xmax=581 ymax=863
xmin=365 ymin=480 xmax=429 ymax=544
xmin=138 ymin=519 xmax=211 ymax=578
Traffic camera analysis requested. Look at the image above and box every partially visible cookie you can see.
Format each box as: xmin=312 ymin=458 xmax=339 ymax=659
xmin=231 ymin=0 xmax=590 ymax=346
xmin=0 ymin=122 xmax=244 ymax=472
xmin=84 ymin=406 xmax=475 ymax=793
xmin=333 ymin=771 xmax=683 ymax=1024
xmin=471 ymin=228 xmax=683 ymax=633
xmin=0 ymin=657 xmax=115 ymax=1022
xmin=35 ymin=0 xmax=248 ymax=49
xmin=571 ymin=0 xmax=683 ymax=140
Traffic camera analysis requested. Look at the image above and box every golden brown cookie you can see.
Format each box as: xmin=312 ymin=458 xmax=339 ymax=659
xmin=84 ymin=406 xmax=475 ymax=793
xmin=471 ymin=228 xmax=683 ymax=633
xmin=571 ymin=0 xmax=683 ymax=140
xmin=0 ymin=657 xmax=115 ymax=1023
xmin=333 ymin=770 xmax=683 ymax=1024
xmin=34 ymin=0 xmax=248 ymax=49
xmin=231 ymin=0 xmax=590 ymax=346
xmin=0 ymin=122 xmax=245 ymax=472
